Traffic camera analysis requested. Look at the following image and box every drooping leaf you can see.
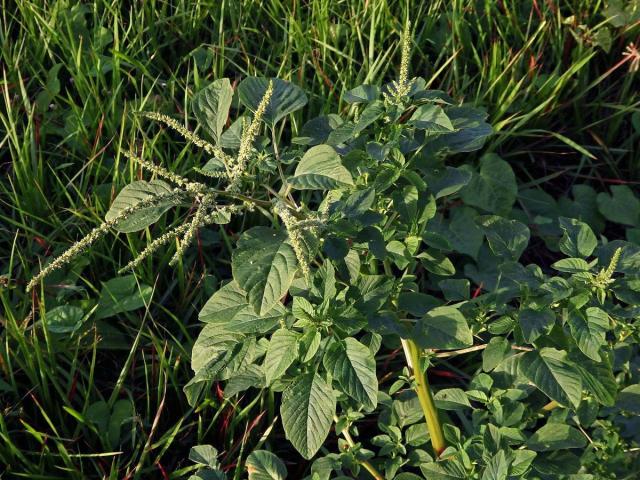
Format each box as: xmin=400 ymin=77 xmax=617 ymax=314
xmin=192 ymin=78 xmax=233 ymax=144
xmin=238 ymin=77 xmax=308 ymax=126
xmin=519 ymin=348 xmax=582 ymax=408
xmin=264 ymin=329 xmax=299 ymax=385
xmin=105 ymin=180 xmax=180 ymax=233
xmin=232 ymin=227 xmax=297 ymax=315
xmin=94 ymin=275 xmax=153 ymax=320
xmin=413 ymin=306 xmax=473 ymax=350
xmin=323 ymin=337 xmax=378 ymax=410
xmin=246 ymin=450 xmax=288 ymax=480
xmin=281 ymin=372 xmax=336 ymax=459
xmin=289 ymin=145 xmax=354 ymax=190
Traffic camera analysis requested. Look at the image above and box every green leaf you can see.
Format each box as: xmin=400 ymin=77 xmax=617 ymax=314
xmin=323 ymin=338 xmax=378 ymax=410
xmin=434 ymin=388 xmax=472 ymax=410
xmin=616 ymin=384 xmax=640 ymax=413
xmin=420 ymin=458 xmax=468 ymax=479
xmin=479 ymin=216 xmax=530 ymax=261
xmin=344 ymin=84 xmax=380 ymax=104
xmin=105 ymin=180 xmax=180 ymax=233
xmin=189 ymin=445 xmax=221 ymax=469
xmin=558 ymin=217 xmax=597 ymax=258
xmin=567 ymin=307 xmax=608 ymax=361
xmin=192 ymin=78 xmax=233 ymax=144
xmin=199 ymin=281 xmax=249 ymax=324
xmin=232 ymin=227 xmax=297 ymax=315
xmin=264 ymin=329 xmax=299 ymax=385
xmin=483 ymin=337 xmax=510 ymax=372
xmin=460 ymin=154 xmax=517 ymax=215
xmin=246 ymin=450 xmax=288 ymax=480
xmin=551 ymin=258 xmax=591 ymax=273
xmin=191 ymin=326 xmax=243 ymax=375
xmin=108 ymin=399 xmax=133 ymax=448
xmin=238 ymin=77 xmax=308 ymax=126
xmin=409 ymin=104 xmax=454 ymax=133
xmin=526 ymin=424 xmax=587 ymax=451
xmin=519 ymin=348 xmax=582 ymax=408
xmin=289 ymin=145 xmax=354 ymax=190
xmin=94 ymin=275 xmax=152 ymax=320
xmin=417 ymin=250 xmax=456 ymax=276
xmin=413 ymin=306 xmax=473 ymax=350
xmin=596 ymin=185 xmax=640 ymax=226
xmin=281 ymin=372 xmax=336 ymax=459
xmin=425 ymin=166 xmax=472 ymax=199
xmin=519 ymin=308 xmax=555 ymax=343
xmin=44 ymin=305 xmax=85 ymax=333
xmin=572 ymin=358 xmax=616 ymax=406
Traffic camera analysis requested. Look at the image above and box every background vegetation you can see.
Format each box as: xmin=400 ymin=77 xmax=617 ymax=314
xmin=1 ymin=0 xmax=638 ymax=478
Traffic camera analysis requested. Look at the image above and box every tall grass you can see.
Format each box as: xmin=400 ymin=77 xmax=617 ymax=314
xmin=1 ymin=0 xmax=638 ymax=477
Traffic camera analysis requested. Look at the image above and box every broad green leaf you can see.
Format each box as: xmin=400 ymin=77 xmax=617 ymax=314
xmin=246 ymin=450 xmax=288 ymax=480
xmin=447 ymin=206 xmax=484 ymax=259
xmin=281 ymin=372 xmax=336 ymax=459
xmin=430 ymin=106 xmax=492 ymax=153
xmin=45 ymin=305 xmax=85 ymax=333
xmin=106 ymin=180 xmax=180 ymax=233
xmin=232 ymin=227 xmax=297 ymax=315
xmin=461 ymin=154 xmax=517 ymax=215
xmin=344 ymin=84 xmax=380 ymax=103
xmin=551 ymin=258 xmax=591 ymax=273
xmin=479 ymin=216 xmax=530 ymax=261
xmin=425 ymin=166 xmax=472 ymax=199
xmin=482 ymin=450 xmax=510 ymax=480
xmin=519 ymin=348 xmax=582 ymax=408
xmin=264 ymin=329 xmax=299 ymax=385
xmin=191 ymin=326 xmax=243 ymax=374
xmin=293 ymin=115 xmax=342 ymax=146
xmin=519 ymin=308 xmax=555 ymax=343
xmin=238 ymin=77 xmax=308 ymax=126
xmin=558 ymin=217 xmax=597 ymax=258
xmin=417 ymin=250 xmax=456 ymax=276
xmin=483 ymin=337 xmax=510 ymax=372
xmin=94 ymin=275 xmax=152 ymax=320
xmin=199 ymin=281 xmax=249 ymax=324
xmin=189 ymin=445 xmax=221 ymax=469
xmin=354 ymin=100 xmax=384 ymax=133
xmin=616 ymin=384 xmax=640 ymax=413
xmin=413 ymin=306 xmax=473 ymax=350
xmin=420 ymin=458 xmax=468 ymax=479
xmin=289 ymin=145 xmax=354 ymax=190
xmin=526 ymin=424 xmax=587 ymax=451
xmin=323 ymin=337 xmax=378 ymax=410
xmin=108 ymin=399 xmax=133 ymax=448
xmin=596 ymin=185 xmax=640 ymax=226
xmin=192 ymin=78 xmax=233 ymax=143
xmin=409 ymin=104 xmax=454 ymax=133
xmin=224 ymin=365 xmax=265 ymax=397
xmin=567 ymin=307 xmax=608 ymax=361
xmin=572 ymin=357 xmax=616 ymax=406
xmin=434 ymin=388 xmax=472 ymax=410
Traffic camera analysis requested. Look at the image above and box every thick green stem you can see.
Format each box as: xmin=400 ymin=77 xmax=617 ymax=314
xmin=401 ymin=338 xmax=446 ymax=456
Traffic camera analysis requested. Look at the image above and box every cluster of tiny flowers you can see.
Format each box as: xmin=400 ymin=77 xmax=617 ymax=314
xmin=275 ymin=201 xmax=312 ymax=282
xmin=227 ymin=80 xmax=274 ymax=189
xmin=383 ymin=19 xmax=414 ymax=105
xmin=594 ymin=247 xmax=622 ymax=289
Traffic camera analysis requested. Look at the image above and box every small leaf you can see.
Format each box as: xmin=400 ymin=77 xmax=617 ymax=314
xmin=289 ymin=145 xmax=354 ymax=190
xmin=483 ymin=337 xmax=510 ymax=372
xmin=192 ymin=78 xmax=233 ymax=144
xmin=189 ymin=445 xmax=221 ymax=469
xmin=558 ymin=217 xmax=597 ymax=258
xmin=105 ymin=180 xmax=180 ymax=233
xmin=232 ymin=227 xmax=297 ymax=315
xmin=434 ymin=388 xmax=472 ymax=410
xmin=526 ymin=424 xmax=587 ymax=451
xmin=238 ymin=77 xmax=308 ymax=126
xmin=413 ymin=306 xmax=473 ymax=350
xmin=281 ymin=372 xmax=336 ymax=459
xmin=94 ymin=275 xmax=152 ymax=320
xmin=246 ymin=450 xmax=288 ymax=480
xmin=264 ymin=329 xmax=299 ymax=385
xmin=519 ymin=348 xmax=582 ymax=408
xmin=551 ymin=258 xmax=591 ymax=273
xmin=323 ymin=338 xmax=378 ymax=410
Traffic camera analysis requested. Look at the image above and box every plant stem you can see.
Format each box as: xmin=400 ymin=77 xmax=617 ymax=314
xmin=401 ymin=338 xmax=446 ymax=457
xmin=334 ymin=415 xmax=385 ymax=480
